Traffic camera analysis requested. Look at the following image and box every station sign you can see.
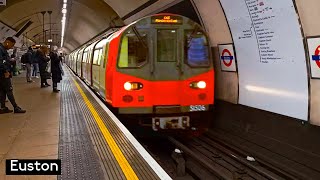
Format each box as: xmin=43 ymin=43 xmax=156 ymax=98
xmin=0 ymin=0 xmax=6 ymax=6
xmin=218 ymin=44 xmax=237 ymax=72
xmin=307 ymin=37 xmax=320 ymax=78
xmin=151 ymin=15 xmax=183 ymax=24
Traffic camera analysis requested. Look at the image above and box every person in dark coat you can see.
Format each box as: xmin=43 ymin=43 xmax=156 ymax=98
xmin=49 ymin=46 xmax=63 ymax=93
xmin=36 ymin=46 xmax=51 ymax=88
xmin=26 ymin=46 xmax=34 ymax=83
xmin=0 ymin=37 xmax=26 ymax=113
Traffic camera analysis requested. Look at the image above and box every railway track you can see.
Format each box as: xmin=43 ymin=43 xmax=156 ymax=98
xmin=168 ymin=133 xmax=299 ymax=180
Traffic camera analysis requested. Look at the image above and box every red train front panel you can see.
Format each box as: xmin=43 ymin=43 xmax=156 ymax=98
xmin=103 ymin=14 xmax=214 ymax=131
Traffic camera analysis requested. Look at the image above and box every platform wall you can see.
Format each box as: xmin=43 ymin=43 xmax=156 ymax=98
xmin=193 ymin=0 xmax=320 ymax=126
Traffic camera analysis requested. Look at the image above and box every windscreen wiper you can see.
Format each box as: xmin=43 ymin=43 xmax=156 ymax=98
xmin=132 ymin=26 xmax=148 ymax=49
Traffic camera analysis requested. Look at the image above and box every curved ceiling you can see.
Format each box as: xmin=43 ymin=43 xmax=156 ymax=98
xmin=0 ymin=0 xmax=125 ymax=52
xmin=0 ymin=0 xmax=171 ymax=52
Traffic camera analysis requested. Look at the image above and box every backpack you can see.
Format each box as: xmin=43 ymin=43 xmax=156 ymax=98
xmin=21 ymin=53 xmax=28 ymax=64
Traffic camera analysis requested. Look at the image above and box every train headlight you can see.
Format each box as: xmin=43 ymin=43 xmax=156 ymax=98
xmin=124 ymin=82 xmax=132 ymax=90
xmin=197 ymin=81 xmax=206 ymax=89
xmin=124 ymin=82 xmax=143 ymax=91
xmin=190 ymin=81 xmax=206 ymax=89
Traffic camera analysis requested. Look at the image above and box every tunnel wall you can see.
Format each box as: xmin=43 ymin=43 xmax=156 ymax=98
xmin=191 ymin=0 xmax=320 ymax=176
xmin=123 ymin=0 xmax=178 ymax=24
xmin=193 ymin=0 xmax=320 ymax=125
xmin=295 ymin=0 xmax=320 ymax=126
xmin=192 ymin=0 xmax=238 ymax=104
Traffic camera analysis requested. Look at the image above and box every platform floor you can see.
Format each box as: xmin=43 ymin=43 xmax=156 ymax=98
xmin=0 ymin=73 xmax=59 ymax=180
xmin=0 ymin=67 xmax=170 ymax=180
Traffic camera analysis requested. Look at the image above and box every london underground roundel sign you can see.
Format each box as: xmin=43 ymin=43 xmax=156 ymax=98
xmin=307 ymin=37 xmax=320 ymax=78
xmin=312 ymin=45 xmax=320 ymax=68
xmin=219 ymin=44 xmax=237 ymax=72
xmin=221 ymin=49 xmax=233 ymax=67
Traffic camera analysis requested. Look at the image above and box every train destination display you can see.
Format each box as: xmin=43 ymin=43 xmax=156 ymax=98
xmin=220 ymin=0 xmax=309 ymax=120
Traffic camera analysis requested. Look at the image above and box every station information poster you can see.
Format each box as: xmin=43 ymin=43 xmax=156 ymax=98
xmin=218 ymin=44 xmax=237 ymax=72
xmin=306 ymin=37 xmax=320 ymax=78
xmin=219 ymin=0 xmax=309 ymax=120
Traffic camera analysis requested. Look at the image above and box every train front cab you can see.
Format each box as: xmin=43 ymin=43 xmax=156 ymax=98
xmin=111 ymin=14 xmax=214 ymax=131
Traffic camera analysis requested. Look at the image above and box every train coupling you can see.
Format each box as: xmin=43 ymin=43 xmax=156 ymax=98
xmin=152 ymin=116 xmax=190 ymax=131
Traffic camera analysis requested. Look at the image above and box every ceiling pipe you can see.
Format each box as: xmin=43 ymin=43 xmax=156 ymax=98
xmin=41 ymin=11 xmax=46 ymax=44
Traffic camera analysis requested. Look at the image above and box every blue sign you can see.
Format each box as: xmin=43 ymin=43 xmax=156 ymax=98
xmin=312 ymin=55 xmax=320 ymax=61
xmin=221 ymin=56 xmax=234 ymax=60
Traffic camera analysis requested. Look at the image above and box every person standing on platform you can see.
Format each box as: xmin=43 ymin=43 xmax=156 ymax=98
xmin=25 ymin=47 xmax=34 ymax=83
xmin=0 ymin=37 xmax=26 ymax=114
xmin=37 ymin=46 xmax=51 ymax=88
xmin=32 ymin=48 xmax=39 ymax=78
xmin=49 ymin=46 xmax=63 ymax=93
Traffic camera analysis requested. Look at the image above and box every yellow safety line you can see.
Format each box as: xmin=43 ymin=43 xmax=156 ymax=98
xmin=72 ymin=78 xmax=139 ymax=180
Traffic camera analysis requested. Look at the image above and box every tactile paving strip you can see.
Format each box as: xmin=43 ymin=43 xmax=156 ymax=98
xmin=70 ymin=72 xmax=160 ymax=180
xmin=58 ymin=71 xmax=105 ymax=180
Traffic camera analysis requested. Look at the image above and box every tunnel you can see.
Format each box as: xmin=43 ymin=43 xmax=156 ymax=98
xmin=0 ymin=0 xmax=319 ymax=179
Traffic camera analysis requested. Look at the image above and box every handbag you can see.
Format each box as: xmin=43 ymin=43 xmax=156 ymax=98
xmin=46 ymin=61 xmax=51 ymax=73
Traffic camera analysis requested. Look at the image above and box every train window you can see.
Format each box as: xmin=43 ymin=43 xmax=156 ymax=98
xmin=157 ymin=29 xmax=177 ymax=62
xmin=93 ymin=50 xmax=99 ymax=65
xmin=98 ymin=49 xmax=103 ymax=65
xmin=83 ymin=52 xmax=87 ymax=63
xmin=103 ymin=45 xmax=109 ymax=68
xmin=184 ymin=30 xmax=210 ymax=67
xmin=118 ymin=27 xmax=148 ymax=68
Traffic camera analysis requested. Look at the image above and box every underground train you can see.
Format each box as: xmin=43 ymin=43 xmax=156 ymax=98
xmin=66 ymin=13 xmax=214 ymax=132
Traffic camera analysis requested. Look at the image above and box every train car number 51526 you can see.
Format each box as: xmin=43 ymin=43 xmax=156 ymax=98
xmin=190 ymin=105 xmax=206 ymax=112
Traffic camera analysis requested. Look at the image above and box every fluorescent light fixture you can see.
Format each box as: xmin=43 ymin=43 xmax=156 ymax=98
xmin=62 ymin=8 xmax=67 ymax=14
xmin=60 ymin=2 xmax=68 ymax=48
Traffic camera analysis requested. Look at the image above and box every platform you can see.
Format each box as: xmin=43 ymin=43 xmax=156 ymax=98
xmin=0 ymin=67 xmax=171 ymax=180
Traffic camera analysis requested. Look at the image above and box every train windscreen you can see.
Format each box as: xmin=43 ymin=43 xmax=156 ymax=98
xmin=184 ymin=29 xmax=210 ymax=67
xmin=118 ymin=27 xmax=148 ymax=68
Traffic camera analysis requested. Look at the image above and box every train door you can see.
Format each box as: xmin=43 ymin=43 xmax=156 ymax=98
xmin=92 ymin=48 xmax=101 ymax=91
xmin=82 ymin=51 xmax=88 ymax=81
xmin=153 ymin=28 xmax=182 ymax=81
xmin=98 ymin=43 xmax=108 ymax=99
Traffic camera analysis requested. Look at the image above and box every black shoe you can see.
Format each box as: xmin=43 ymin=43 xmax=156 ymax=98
xmin=45 ymin=83 xmax=51 ymax=86
xmin=53 ymin=89 xmax=60 ymax=93
xmin=14 ymin=107 xmax=26 ymax=113
xmin=0 ymin=107 xmax=13 ymax=114
xmin=41 ymin=85 xmax=47 ymax=88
